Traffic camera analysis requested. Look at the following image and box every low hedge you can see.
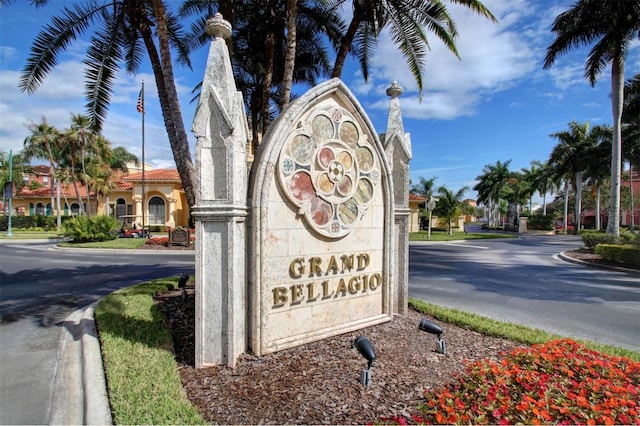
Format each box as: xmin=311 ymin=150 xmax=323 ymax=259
xmin=581 ymin=230 xmax=637 ymax=249
xmin=527 ymin=214 xmax=554 ymax=231
xmin=595 ymin=244 xmax=640 ymax=268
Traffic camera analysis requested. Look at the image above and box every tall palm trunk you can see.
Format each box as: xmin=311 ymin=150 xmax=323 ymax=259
xmin=331 ymin=7 xmax=365 ymax=79
xmin=262 ymin=32 xmax=275 ymax=135
xmin=607 ymin=56 xmax=624 ymax=237
xmin=281 ymin=0 xmax=297 ymax=110
xmin=574 ymin=171 xmax=583 ymax=232
xmin=562 ymin=180 xmax=569 ymax=234
xmin=137 ymin=0 xmax=196 ymax=208
xmin=595 ymin=184 xmax=601 ymax=230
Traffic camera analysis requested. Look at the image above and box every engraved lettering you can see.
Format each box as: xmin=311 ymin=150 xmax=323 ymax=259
xmin=289 ymin=258 xmax=305 ymax=278
xmin=272 ymin=287 xmax=288 ymax=308
xmin=334 ymin=278 xmax=347 ymax=297
xmin=306 ymin=282 xmax=318 ymax=302
xmin=326 ymin=255 xmax=339 ymax=274
xmin=309 ymin=257 xmax=323 ymax=276
xmin=357 ymin=253 xmax=370 ymax=270
xmin=291 ymin=284 xmax=304 ymax=305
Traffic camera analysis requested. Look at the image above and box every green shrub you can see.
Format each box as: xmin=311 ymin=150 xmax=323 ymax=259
xmin=595 ymin=244 xmax=640 ymax=267
xmin=581 ymin=230 xmax=637 ymax=249
xmin=527 ymin=214 xmax=554 ymax=231
xmin=63 ymin=215 xmax=118 ymax=242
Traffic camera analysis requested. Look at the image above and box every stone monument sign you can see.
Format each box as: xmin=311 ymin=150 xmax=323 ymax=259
xmin=248 ymin=78 xmax=394 ymax=356
xmin=192 ymin=14 xmax=410 ymax=368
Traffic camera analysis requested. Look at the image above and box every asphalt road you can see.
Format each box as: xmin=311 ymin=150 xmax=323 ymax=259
xmin=0 ymin=240 xmax=194 ymax=425
xmin=409 ymin=234 xmax=640 ymax=351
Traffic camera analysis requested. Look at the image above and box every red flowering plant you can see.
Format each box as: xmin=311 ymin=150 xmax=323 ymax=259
xmin=394 ymin=339 xmax=639 ymax=425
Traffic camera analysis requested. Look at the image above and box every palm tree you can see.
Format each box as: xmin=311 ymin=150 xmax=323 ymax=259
xmin=474 ymin=160 xmax=511 ymax=228
xmin=536 ymin=162 xmax=559 ymax=216
xmin=435 ymin=185 xmax=469 ymax=234
xmin=181 ymin=1 xmax=343 ymax=144
xmin=0 ymin=151 xmax=29 ymax=200
xmin=328 ymin=0 xmax=496 ymax=97
xmin=22 ymin=117 xmax=63 ymax=229
xmin=520 ymin=161 xmax=544 ymax=214
xmin=548 ymin=121 xmax=604 ymax=233
xmin=544 ymin=0 xmax=640 ymax=237
xmin=411 ymin=176 xmax=438 ymax=198
xmin=17 ymin=1 xmax=197 ymax=208
xmin=502 ymin=172 xmax=531 ymax=227
xmin=584 ymin=137 xmax=612 ymax=230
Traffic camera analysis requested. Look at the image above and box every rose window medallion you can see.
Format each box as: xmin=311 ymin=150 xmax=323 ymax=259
xmin=278 ymin=108 xmax=380 ymax=238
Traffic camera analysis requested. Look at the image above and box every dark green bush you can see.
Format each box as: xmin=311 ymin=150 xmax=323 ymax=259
xmin=595 ymin=244 xmax=640 ymax=267
xmin=63 ymin=215 xmax=118 ymax=242
xmin=0 ymin=215 xmax=72 ymax=231
xmin=527 ymin=214 xmax=554 ymax=231
xmin=581 ymin=230 xmax=637 ymax=249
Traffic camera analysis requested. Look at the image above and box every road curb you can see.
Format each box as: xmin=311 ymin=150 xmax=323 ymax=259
xmin=557 ymin=251 xmax=638 ymax=274
xmin=49 ymin=303 xmax=112 ymax=425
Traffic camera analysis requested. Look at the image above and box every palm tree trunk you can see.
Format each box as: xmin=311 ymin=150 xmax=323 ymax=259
xmin=331 ymin=10 xmax=363 ymax=79
xmin=139 ymin=1 xmax=196 ymax=209
xmin=574 ymin=171 xmax=583 ymax=233
xmin=55 ymin=179 xmax=61 ymax=230
xmin=563 ymin=180 xmax=569 ymax=234
xmin=595 ymin=184 xmax=601 ymax=230
xmin=281 ymin=0 xmax=297 ymax=110
xmin=607 ymin=55 xmax=624 ymax=237
xmin=262 ymin=32 xmax=275 ymax=135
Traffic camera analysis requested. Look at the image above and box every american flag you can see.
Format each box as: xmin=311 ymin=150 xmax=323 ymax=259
xmin=136 ymin=88 xmax=144 ymax=114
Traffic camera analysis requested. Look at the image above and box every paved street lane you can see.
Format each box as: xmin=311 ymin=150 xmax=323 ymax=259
xmin=0 ymin=240 xmax=194 ymax=425
xmin=409 ymin=235 xmax=640 ymax=351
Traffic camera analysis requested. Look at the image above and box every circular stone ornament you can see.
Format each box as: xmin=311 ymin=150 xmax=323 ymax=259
xmin=277 ymin=108 xmax=380 ymax=238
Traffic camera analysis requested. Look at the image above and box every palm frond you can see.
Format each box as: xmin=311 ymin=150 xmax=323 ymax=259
xmin=19 ymin=2 xmax=102 ymax=93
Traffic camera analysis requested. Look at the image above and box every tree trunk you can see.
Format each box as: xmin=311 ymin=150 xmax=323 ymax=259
xmin=138 ymin=1 xmax=196 ymax=209
xmin=595 ymin=184 xmax=601 ymax=230
xmin=574 ymin=171 xmax=583 ymax=233
xmin=331 ymin=11 xmax=363 ymax=79
xmin=281 ymin=0 xmax=297 ymax=110
xmin=606 ymin=55 xmax=624 ymax=236
xmin=563 ymin=180 xmax=569 ymax=234
xmin=262 ymin=32 xmax=275 ymax=136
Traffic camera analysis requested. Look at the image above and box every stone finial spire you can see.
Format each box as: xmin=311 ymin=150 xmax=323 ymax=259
xmin=206 ymin=12 xmax=232 ymax=39
xmin=386 ymin=80 xmax=403 ymax=98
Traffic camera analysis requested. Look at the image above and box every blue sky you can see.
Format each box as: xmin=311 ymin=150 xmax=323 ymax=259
xmin=1 ymin=0 xmax=638 ymax=203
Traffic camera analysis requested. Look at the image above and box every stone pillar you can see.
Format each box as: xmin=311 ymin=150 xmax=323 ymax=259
xmin=191 ymin=13 xmax=249 ymax=368
xmin=167 ymin=198 xmax=176 ymax=228
xmin=382 ymin=81 xmax=412 ymax=315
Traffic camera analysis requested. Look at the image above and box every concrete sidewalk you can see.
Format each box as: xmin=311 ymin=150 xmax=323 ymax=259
xmin=49 ymin=303 xmax=112 ymax=425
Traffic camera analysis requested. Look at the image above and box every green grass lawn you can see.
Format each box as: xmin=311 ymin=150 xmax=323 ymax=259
xmin=58 ymin=237 xmax=148 ymax=249
xmin=0 ymin=230 xmax=65 ymax=239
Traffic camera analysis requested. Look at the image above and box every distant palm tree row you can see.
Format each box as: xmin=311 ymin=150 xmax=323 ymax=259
xmin=472 ymin=71 xmax=639 ymax=234
xmin=10 ymin=115 xmax=138 ymax=230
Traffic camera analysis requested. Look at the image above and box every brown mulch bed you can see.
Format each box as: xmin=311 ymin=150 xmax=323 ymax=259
xmin=155 ymin=289 xmax=523 ymax=425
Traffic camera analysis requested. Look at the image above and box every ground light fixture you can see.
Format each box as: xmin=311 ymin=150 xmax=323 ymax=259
xmin=418 ymin=318 xmax=446 ymax=354
xmin=352 ymin=335 xmax=376 ymax=387
xmin=178 ymin=272 xmax=190 ymax=300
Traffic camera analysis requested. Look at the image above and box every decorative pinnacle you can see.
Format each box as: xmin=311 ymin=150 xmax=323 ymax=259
xmin=386 ymin=80 xmax=403 ymax=98
xmin=206 ymin=12 xmax=232 ymax=40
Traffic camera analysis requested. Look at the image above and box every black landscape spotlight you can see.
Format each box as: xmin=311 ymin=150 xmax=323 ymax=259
xmin=419 ymin=318 xmax=446 ymax=354
xmin=178 ymin=272 xmax=190 ymax=300
xmin=352 ymin=335 xmax=376 ymax=387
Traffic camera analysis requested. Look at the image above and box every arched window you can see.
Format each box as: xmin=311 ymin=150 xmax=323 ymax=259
xmin=70 ymin=203 xmax=80 ymax=215
xmin=148 ymin=196 xmax=165 ymax=225
xmin=35 ymin=202 xmax=45 ymax=215
xmin=115 ymin=198 xmax=127 ymax=219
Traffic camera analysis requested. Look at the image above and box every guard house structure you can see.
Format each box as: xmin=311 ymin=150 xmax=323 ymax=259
xmin=192 ymin=14 xmax=412 ymax=368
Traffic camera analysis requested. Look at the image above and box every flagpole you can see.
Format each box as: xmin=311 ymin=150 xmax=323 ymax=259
xmin=140 ymin=81 xmax=146 ymax=237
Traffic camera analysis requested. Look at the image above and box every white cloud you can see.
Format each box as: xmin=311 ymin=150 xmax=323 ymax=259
xmin=346 ymin=0 xmax=540 ymax=120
